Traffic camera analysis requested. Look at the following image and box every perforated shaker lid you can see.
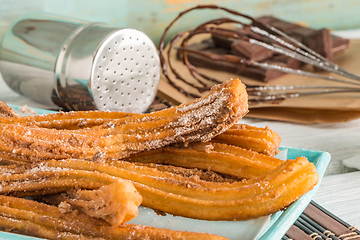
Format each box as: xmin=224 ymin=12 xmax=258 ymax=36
xmin=91 ymin=28 xmax=160 ymax=113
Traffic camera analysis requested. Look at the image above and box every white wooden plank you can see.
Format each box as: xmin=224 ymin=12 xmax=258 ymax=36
xmin=314 ymin=171 xmax=360 ymax=227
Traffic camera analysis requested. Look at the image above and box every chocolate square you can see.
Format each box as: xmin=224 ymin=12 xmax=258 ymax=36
xmin=231 ymin=40 xmax=273 ymax=62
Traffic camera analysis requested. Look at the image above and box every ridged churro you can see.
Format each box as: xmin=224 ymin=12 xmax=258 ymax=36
xmin=0 ymin=195 xmax=226 ymax=240
xmin=0 ymin=101 xmax=18 ymax=118
xmin=0 ymin=156 xmax=318 ymax=221
xmin=212 ymin=124 xmax=281 ymax=156
xmin=0 ymin=114 xmax=280 ymax=157
xmin=0 ymin=110 xmax=137 ymax=129
xmin=52 ymin=179 xmax=143 ymax=226
xmin=125 ymin=141 xmax=284 ymax=179
xmin=0 ymin=79 xmax=248 ymax=162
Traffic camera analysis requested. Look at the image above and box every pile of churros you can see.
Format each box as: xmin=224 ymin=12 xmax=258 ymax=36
xmin=0 ymin=79 xmax=318 ymax=240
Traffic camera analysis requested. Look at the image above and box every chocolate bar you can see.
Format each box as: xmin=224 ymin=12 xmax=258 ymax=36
xmin=255 ymin=16 xmax=348 ymax=61
xmin=212 ymin=25 xmax=266 ymax=49
xmin=178 ymin=16 xmax=349 ymax=82
xmin=231 ymin=39 xmax=274 ymax=62
xmin=177 ymin=39 xmax=289 ymax=82
xmin=256 ymin=16 xmax=299 ymax=32
xmin=332 ymin=35 xmax=350 ymax=55
xmin=177 ymin=40 xmax=239 ymax=73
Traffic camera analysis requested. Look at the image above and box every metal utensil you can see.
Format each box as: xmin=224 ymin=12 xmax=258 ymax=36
xmin=0 ymin=12 xmax=160 ymax=113
xmin=246 ymin=84 xmax=360 ymax=106
xmin=159 ymin=5 xmax=360 ymax=103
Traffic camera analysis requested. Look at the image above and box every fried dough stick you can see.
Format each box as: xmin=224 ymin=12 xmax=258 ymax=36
xmin=213 ymin=124 xmax=281 ymax=156
xmin=0 ymin=195 xmax=227 ymax=240
xmin=0 ymin=110 xmax=137 ymax=129
xmin=54 ymin=179 xmax=143 ymax=226
xmin=139 ymin=162 xmax=240 ymax=182
xmin=0 ymin=100 xmax=19 ymax=118
xmin=0 ymin=120 xmax=280 ymax=159
xmin=0 ymin=79 xmax=248 ymax=162
xmin=0 ymin=99 xmax=279 ymax=157
xmin=125 ymin=142 xmax=284 ymax=179
xmin=0 ymin=157 xmax=318 ymax=221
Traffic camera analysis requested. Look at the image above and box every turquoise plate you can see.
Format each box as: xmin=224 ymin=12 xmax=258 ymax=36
xmin=256 ymin=147 xmax=330 ymax=240
xmin=1 ymin=105 xmax=331 ymax=240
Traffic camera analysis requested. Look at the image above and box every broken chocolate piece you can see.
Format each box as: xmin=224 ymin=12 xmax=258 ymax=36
xmin=256 ymin=16 xmax=349 ymax=61
xmin=257 ymin=16 xmax=299 ymax=32
xmin=332 ymin=35 xmax=350 ymax=56
xmin=231 ymin=40 xmax=273 ymax=62
xmin=288 ymin=27 xmax=333 ymax=60
xmin=177 ymin=42 xmax=288 ymax=82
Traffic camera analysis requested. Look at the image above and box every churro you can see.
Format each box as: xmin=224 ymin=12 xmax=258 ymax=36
xmin=0 ymin=110 xmax=137 ymax=129
xmin=0 ymin=79 xmax=248 ymax=162
xmin=0 ymin=156 xmax=318 ymax=221
xmin=52 ymin=179 xmax=143 ymax=226
xmin=0 ymin=100 xmax=18 ymax=118
xmin=125 ymin=141 xmax=284 ymax=179
xmin=0 ymin=195 xmax=226 ymax=240
xmin=212 ymin=124 xmax=281 ymax=156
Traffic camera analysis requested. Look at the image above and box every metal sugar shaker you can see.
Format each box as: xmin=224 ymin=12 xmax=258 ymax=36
xmin=0 ymin=12 xmax=160 ymax=113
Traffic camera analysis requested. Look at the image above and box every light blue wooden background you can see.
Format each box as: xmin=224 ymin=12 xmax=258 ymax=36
xmin=0 ymin=0 xmax=359 ymax=46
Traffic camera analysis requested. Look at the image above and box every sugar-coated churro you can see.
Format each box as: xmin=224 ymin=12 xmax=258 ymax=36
xmin=212 ymin=124 xmax=281 ymax=156
xmin=0 ymin=101 xmax=19 ymax=118
xmin=125 ymin=141 xmax=284 ymax=179
xmin=0 ymin=79 xmax=248 ymax=162
xmin=0 ymin=195 xmax=227 ymax=240
xmin=0 ymin=156 xmax=318 ymax=221
xmin=0 ymin=110 xmax=137 ymax=129
xmin=51 ymin=179 xmax=143 ymax=226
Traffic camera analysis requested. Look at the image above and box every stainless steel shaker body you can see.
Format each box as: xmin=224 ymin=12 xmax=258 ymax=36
xmin=0 ymin=12 xmax=160 ymax=112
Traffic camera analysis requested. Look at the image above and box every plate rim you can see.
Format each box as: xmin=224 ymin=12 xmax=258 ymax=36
xmin=257 ymin=147 xmax=331 ymax=240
